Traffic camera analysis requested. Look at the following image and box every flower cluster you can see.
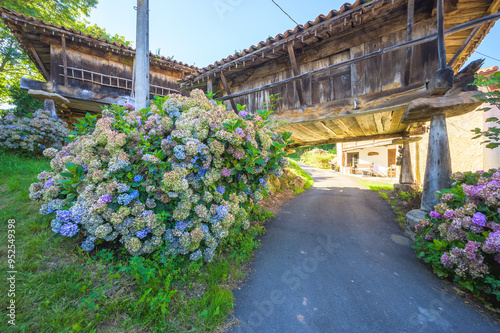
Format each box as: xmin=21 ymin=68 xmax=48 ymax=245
xmin=30 ymin=90 xmax=290 ymax=262
xmin=414 ymin=169 xmax=500 ymax=303
xmin=0 ymin=109 xmax=69 ymax=153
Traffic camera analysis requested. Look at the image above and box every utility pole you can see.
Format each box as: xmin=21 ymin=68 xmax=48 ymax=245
xmin=134 ymin=0 xmax=150 ymax=110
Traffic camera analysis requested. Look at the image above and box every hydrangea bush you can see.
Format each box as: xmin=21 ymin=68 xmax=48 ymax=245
xmin=0 ymin=109 xmax=69 ymax=153
xmin=414 ymin=169 xmax=500 ymax=305
xmin=29 ymin=90 xmax=292 ymax=262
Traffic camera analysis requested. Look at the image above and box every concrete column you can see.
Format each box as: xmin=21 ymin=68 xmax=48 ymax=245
xmin=421 ymin=114 xmax=452 ymax=211
xmin=44 ymin=99 xmax=57 ymax=118
xmin=134 ymin=0 xmax=150 ymax=110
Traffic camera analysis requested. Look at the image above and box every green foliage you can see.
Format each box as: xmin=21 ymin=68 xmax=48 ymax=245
xmin=472 ymin=72 xmax=500 ymax=149
xmin=69 ymin=112 xmax=100 ymax=141
xmin=1 ymin=0 xmax=131 ymax=103
xmin=287 ymin=159 xmax=314 ymax=189
xmin=298 ymin=147 xmax=337 ymax=169
xmin=7 ymin=83 xmax=44 ymax=116
xmin=413 ymin=169 xmax=500 ymax=307
xmin=0 ymin=150 xmax=289 ymax=331
xmin=357 ymin=180 xmax=394 ymax=191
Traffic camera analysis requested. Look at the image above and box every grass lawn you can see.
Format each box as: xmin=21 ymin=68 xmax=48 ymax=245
xmin=0 ymin=150 xmax=309 ymax=332
xmin=287 ymin=159 xmax=314 ymax=190
xmin=356 ymin=180 xmax=395 ymax=191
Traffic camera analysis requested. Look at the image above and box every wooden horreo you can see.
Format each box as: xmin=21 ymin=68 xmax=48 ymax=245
xmin=1 ymin=6 xmax=197 ymax=123
xmin=3 ymin=0 xmax=500 ymax=210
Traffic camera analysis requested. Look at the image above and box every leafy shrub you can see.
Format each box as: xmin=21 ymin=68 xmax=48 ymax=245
xmin=299 ymin=148 xmax=336 ymax=169
xmin=0 ymin=109 xmax=69 ymax=153
xmin=29 ymin=90 xmax=292 ymax=262
xmin=414 ymin=169 xmax=500 ymax=306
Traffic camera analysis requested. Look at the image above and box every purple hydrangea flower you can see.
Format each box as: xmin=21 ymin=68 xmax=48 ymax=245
xmin=443 ymin=209 xmax=455 ymax=220
xmin=215 ymin=205 xmax=229 ymax=220
xmin=472 ymin=212 xmax=487 ymax=227
xmin=100 ymin=194 xmax=113 ymax=203
xmin=238 ymin=111 xmax=248 ymax=118
xmin=430 ymin=211 xmax=442 ymax=219
xmin=59 ymin=223 xmax=79 ymax=237
xmin=441 ymin=252 xmax=452 ymax=268
xmin=221 ymin=167 xmax=232 ymax=177
xmin=235 ymin=128 xmax=244 ymax=136
xmin=124 ymin=103 xmax=134 ymax=110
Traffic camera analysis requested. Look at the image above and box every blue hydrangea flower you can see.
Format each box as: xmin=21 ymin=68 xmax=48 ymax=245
xmin=136 ymin=227 xmax=151 ymax=239
xmin=59 ymin=223 xmax=79 ymax=237
xmin=216 ymin=186 xmax=226 ymax=194
xmin=190 ymin=250 xmax=202 ymax=261
xmin=215 ymin=205 xmax=229 ymax=220
xmin=134 ymin=175 xmax=143 ymax=182
xmin=56 ymin=210 xmax=72 ymax=223
xmin=81 ymin=236 xmax=96 ymax=251
xmin=174 ymin=145 xmax=186 ymax=160
xmin=51 ymin=219 xmax=63 ymax=233
xmin=131 ymin=190 xmax=140 ymax=199
xmin=175 ymin=221 xmax=188 ymax=232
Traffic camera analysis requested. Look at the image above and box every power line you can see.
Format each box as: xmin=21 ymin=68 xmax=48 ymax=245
xmin=271 ymin=0 xmax=300 ymax=26
xmin=475 ymin=51 xmax=500 ymax=62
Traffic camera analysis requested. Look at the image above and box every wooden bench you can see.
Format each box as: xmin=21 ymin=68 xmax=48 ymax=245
xmin=354 ymin=163 xmax=374 ymax=176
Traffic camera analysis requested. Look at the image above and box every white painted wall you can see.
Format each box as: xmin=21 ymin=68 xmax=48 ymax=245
xmin=337 ymin=142 xmax=398 ymax=177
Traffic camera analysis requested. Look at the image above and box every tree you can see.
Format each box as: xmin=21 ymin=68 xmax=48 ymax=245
xmin=472 ymin=72 xmax=500 ymax=149
xmin=1 ymin=0 xmax=131 ymax=104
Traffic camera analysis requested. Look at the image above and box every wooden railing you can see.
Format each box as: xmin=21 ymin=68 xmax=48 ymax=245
xmin=59 ymin=66 xmax=180 ymax=97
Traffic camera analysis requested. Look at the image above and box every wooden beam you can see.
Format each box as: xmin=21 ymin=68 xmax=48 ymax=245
xmin=220 ymin=71 xmax=238 ymax=112
xmin=288 ymin=132 xmax=405 ymax=148
xmin=373 ymin=113 xmax=384 ymax=133
xmin=27 ymin=41 xmax=49 ymax=80
xmin=404 ymin=0 xmax=414 ymax=86
xmin=61 ymin=36 xmax=68 ymax=86
xmin=215 ymin=11 xmax=500 ymax=102
xmin=287 ymin=44 xmax=305 ymax=105
xmin=447 ymin=0 xmax=500 ymax=68
xmin=317 ymin=121 xmax=338 ymax=137
xmin=437 ymin=0 xmax=447 ymax=69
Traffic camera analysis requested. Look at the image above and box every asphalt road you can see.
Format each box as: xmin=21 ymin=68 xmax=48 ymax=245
xmin=229 ymin=164 xmax=500 ymax=333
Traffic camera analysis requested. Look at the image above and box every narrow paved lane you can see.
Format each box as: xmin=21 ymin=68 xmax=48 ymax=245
xmin=229 ymin=164 xmax=500 ymax=333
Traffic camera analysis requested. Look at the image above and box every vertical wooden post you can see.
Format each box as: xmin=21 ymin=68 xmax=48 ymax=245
xmin=61 ymin=36 xmax=68 ymax=87
xmin=287 ymin=44 xmax=305 ymax=105
xmin=404 ymin=0 xmax=414 ymax=86
xmin=421 ymin=115 xmax=451 ymax=211
xmin=207 ymin=78 xmax=213 ymax=94
xmin=131 ymin=58 xmax=136 ymax=98
xmin=220 ymin=71 xmax=238 ymax=112
xmin=399 ymin=135 xmax=414 ymax=185
xmin=437 ymin=0 xmax=447 ymax=69
xmin=135 ymin=0 xmax=150 ymax=109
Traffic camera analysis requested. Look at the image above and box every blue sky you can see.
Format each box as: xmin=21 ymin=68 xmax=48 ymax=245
xmin=88 ymin=0 xmax=499 ymax=69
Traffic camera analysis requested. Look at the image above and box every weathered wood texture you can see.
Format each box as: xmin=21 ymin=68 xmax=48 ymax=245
xmin=421 ymin=114 xmax=452 ymax=211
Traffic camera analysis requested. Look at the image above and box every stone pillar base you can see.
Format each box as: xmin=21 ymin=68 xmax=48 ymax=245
xmin=394 ymin=183 xmax=420 ymax=192
xmin=404 ymin=209 xmax=428 ymax=240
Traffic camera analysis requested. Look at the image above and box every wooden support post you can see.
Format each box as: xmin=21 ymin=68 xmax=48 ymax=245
xmin=44 ymin=99 xmax=57 ymax=118
xmin=207 ymin=78 xmax=213 ymax=94
xmin=399 ymin=134 xmax=414 ymax=185
xmin=61 ymin=36 xmax=68 ymax=87
xmin=287 ymin=44 xmax=305 ymax=105
xmin=27 ymin=41 xmax=49 ymax=80
xmin=404 ymin=0 xmax=414 ymax=86
xmin=428 ymin=0 xmax=454 ymax=95
xmin=135 ymin=0 xmax=150 ymax=109
xmin=131 ymin=58 xmax=136 ymax=98
xmin=220 ymin=71 xmax=238 ymax=112
xmin=437 ymin=0 xmax=446 ymax=69
xmin=421 ymin=114 xmax=451 ymax=211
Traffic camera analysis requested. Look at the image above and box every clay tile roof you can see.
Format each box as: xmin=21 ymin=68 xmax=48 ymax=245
xmin=477 ymin=66 xmax=499 ymax=76
xmin=188 ymin=0 xmax=370 ymax=79
xmin=0 ymin=6 xmax=198 ymax=72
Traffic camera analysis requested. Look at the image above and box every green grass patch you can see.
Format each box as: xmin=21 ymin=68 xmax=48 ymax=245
xmin=287 ymin=159 xmax=314 ymax=190
xmin=356 ymin=180 xmax=395 ymax=191
xmin=0 ymin=150 xmax=280 ymax=332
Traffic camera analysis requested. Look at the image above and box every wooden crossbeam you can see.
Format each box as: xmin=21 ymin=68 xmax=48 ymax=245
xmin=27 ymin=41 xmax=49 ymax=80
xmin=288 ymin=132 xmax=405 ymax=148
xmin=220 ymin=71 xmax=238 ymax=112
xmin=287 ymin=44 xmax=305 ymax=105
